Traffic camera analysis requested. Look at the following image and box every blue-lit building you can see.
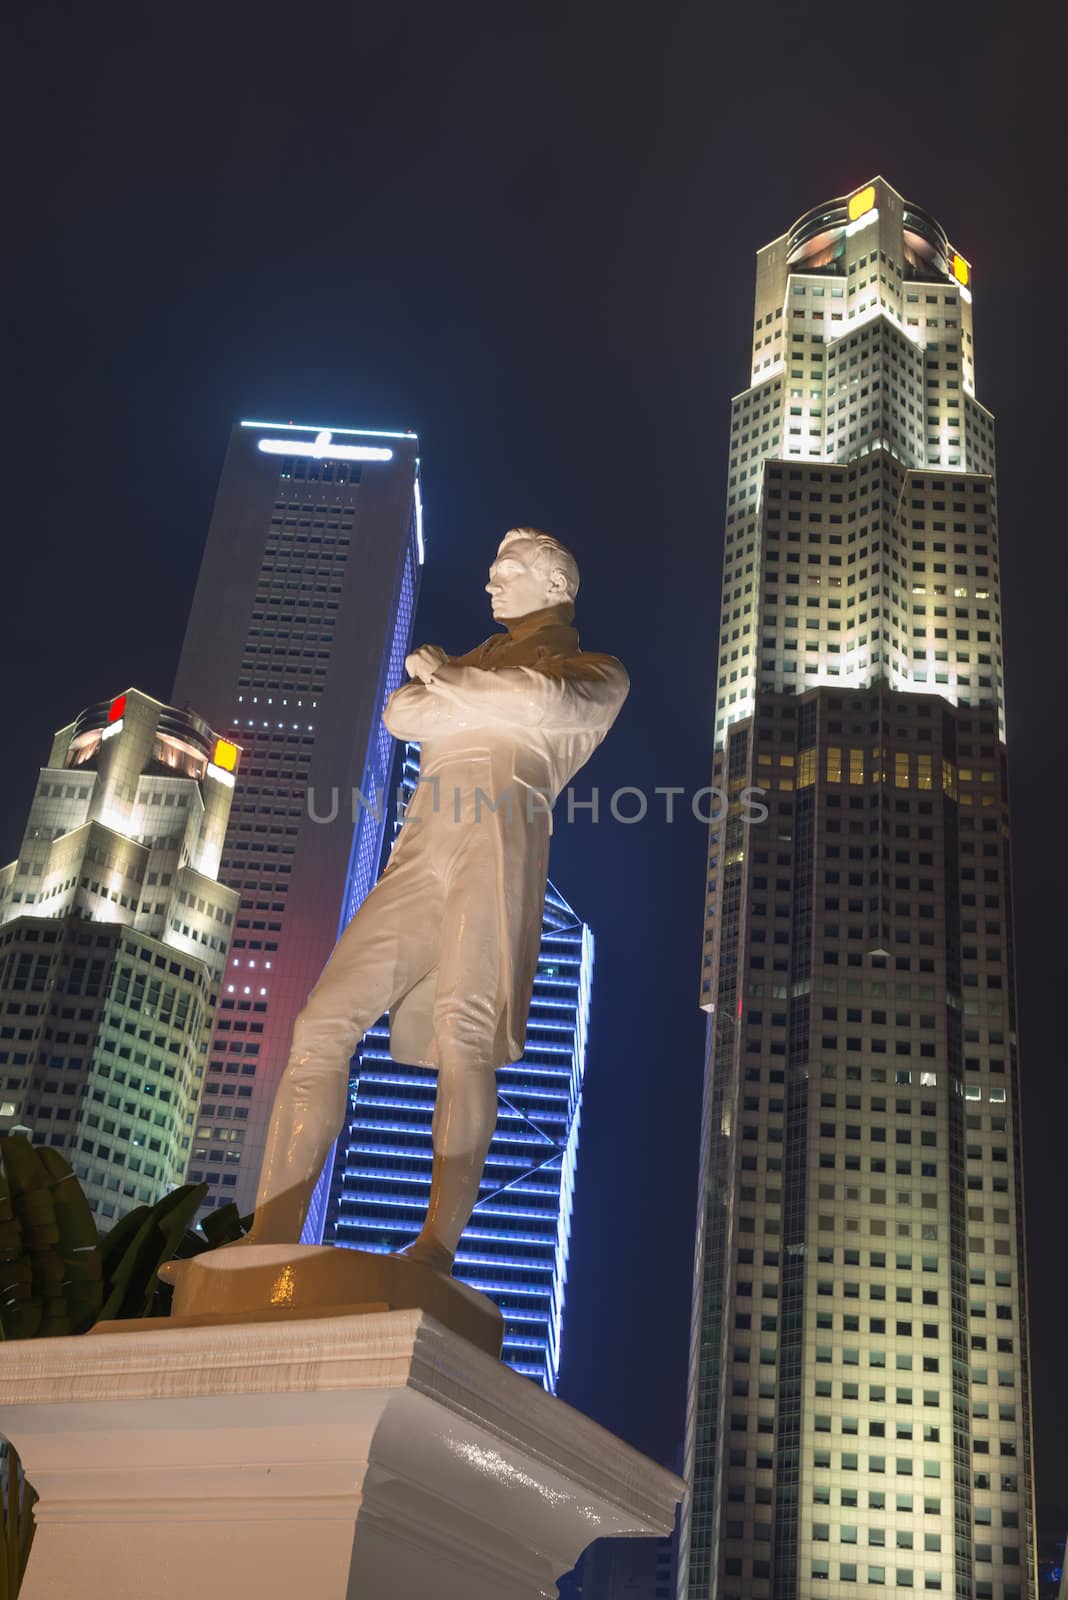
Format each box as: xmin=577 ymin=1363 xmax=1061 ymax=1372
xmin=558 ymin=1532 xmax=678 ymax=1600
xmin=319 ymin=746 xmax=593 ymax=1390
xmin=173 ymin=420 xmax=422 ymax=1221
xmin=1038 ymin=1531 xmax=1066 ymax=1599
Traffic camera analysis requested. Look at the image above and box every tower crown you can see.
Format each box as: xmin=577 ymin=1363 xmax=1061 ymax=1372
xmin=783 ymin=177 xmax=968 ymax=291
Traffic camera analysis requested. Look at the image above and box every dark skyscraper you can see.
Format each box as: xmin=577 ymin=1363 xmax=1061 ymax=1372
xmin=173 ymin=421 xmax=422 ymax=1219
xmin=680 ymin=180 xmax=1036 ymax=1600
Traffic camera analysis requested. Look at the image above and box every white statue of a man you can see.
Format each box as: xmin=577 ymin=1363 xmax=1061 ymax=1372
xmin=241 ymin=527 xmax=629 ymax=1271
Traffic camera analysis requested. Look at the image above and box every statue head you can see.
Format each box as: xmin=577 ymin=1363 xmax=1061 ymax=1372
xmin=485 ymin=528 xmax=580 ymax=623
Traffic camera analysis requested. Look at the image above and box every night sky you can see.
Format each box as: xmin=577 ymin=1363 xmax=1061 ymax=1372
xmin=7 ymin=0 xmax=1067 ymax=1530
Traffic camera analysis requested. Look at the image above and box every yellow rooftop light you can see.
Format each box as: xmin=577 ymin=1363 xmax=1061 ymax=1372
xmin=848 ymin=184 xmax=876 ymax=222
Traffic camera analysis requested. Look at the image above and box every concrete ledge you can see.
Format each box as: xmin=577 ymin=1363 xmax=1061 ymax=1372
xmin=0 ymin=1308 xmax=682 ymax=1599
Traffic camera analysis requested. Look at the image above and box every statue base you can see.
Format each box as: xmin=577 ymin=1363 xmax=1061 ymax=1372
xmin=0 ymin=1309 xmax=682 ymax=1600
xmin=146 ymin=1242 xmax=503 ymax=1359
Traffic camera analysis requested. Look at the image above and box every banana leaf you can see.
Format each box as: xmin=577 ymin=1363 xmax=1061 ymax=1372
xmin=0 ymin=1440 xmax=35 ymax=1600
xmin=30 ymin=1151 xmax=101 ymax=1335
xmin=0 ymin=1139 xmax=101 ymax=1340
xmin=97 ymin=1183 xmax=208 ymax=1322
xmin=97 ymin=1205 xmax=152 ymax=1278
xmin=193 ymin=1202 xmax=246 ymax=1250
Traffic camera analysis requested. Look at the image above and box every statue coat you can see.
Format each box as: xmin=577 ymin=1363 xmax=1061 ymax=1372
xmin=378 ymin=604 xmax=628 ymax=1071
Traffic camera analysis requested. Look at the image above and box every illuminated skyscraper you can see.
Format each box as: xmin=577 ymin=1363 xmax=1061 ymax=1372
xmin=173 ymin=421 xmax=422 ymax=1218
xmin=0 ymin=688 xmax=239 ymax=1223
xmin=680 ymin=179 xmax=1036 ymax=1600
xmin=320 ymin=748 xmax=592 ymax=1390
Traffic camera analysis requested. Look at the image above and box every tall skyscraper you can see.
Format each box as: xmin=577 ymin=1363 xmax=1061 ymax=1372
xmin=0 ymin=688 xmax=239 ymax=1223
xmin=320 ymin=746 xmax=592 ymax=1390
xmin=680 ymin=179 xmax=1035 ymax=1600
xmin=173 ymin=420 xmax=422 ymax=1217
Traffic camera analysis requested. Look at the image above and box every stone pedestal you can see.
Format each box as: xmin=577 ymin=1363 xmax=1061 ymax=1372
xmin=156 ymin=1241 xmax=505 ymax=1359
xmin=0 ymin=1309 xmax=682 ymax=1600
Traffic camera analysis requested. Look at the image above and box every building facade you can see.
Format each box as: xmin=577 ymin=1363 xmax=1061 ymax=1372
xmin=172 ymin=420 xmax=422 ymax=1218
xmin=321 ymin=748 xmax=592 ymax=1390
xmin=0 ymin=688 xmax=239 ymax=1223
xmin=559 ymin=1532 xmax=677 ymax=1600
xmin=680 ymin=179 xmax=1036 ymax=1600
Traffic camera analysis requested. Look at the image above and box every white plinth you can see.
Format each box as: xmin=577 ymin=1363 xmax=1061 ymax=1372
xmin=0 ymin=1308 xmax=682 ymax=1600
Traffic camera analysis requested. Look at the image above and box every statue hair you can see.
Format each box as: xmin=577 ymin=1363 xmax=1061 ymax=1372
xmin=499 ymin=527 xmax=580 ymax=601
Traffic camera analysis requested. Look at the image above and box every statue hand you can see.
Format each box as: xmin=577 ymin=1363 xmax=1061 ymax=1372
xmin=405 ymin=645 xmax=448 ymax=684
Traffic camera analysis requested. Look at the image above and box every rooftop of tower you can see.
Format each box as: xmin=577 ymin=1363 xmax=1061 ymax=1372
xmin=239 ymin=418 xmax=417 ymax=441
xmin=776 ymin=176 xmax=969 ymax=288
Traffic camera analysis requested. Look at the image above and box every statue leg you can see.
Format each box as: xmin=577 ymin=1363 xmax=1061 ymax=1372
xmin=399 ymin=843 xmax=502 ymax=1272
xmin=244 ymin=853 xmax=439 ymax=1244
xmin=399 ymin=1045 xmax=499 ymax=1271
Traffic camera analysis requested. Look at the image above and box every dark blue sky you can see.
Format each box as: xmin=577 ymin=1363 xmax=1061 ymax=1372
xmin=5 ymin=0 xmax=1066 ymax=1528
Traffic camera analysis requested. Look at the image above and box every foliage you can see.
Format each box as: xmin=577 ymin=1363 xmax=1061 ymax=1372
xmin=97 ymin=1190 xmax=248 ymax=1321
xmin=0 ymin=1442 xmax=35 ymax=1600
xmin=0 ymin=1137 xmax=102 ymax=1340
xmin=0 ymin=1137 xmax=251 ymax=1598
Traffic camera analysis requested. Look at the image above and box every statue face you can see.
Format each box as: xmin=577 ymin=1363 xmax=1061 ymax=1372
xmin=485 ymin=537 xmax=562 ymax=621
